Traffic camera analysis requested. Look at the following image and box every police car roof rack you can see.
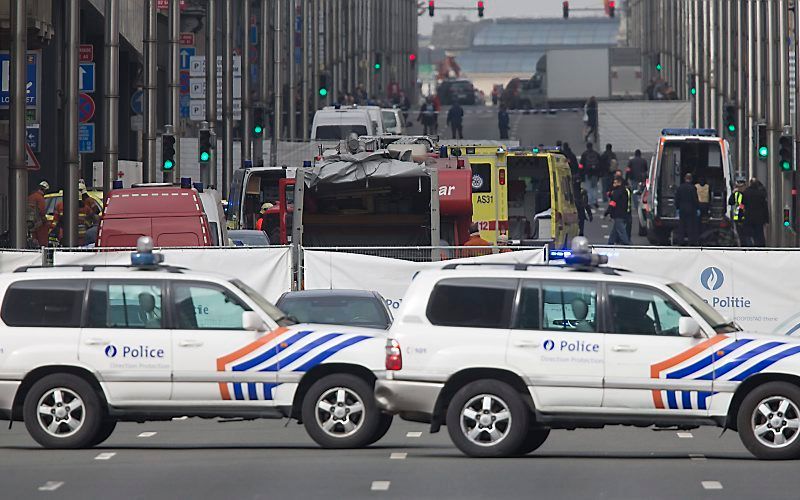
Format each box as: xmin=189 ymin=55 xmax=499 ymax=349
xmin=439 ymin=262 xmax=626 ymax=275
xmin=13 ymin=264 xmax=188 ymax=273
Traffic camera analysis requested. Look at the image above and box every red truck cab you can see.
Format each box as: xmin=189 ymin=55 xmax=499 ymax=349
xmin=97 ymin=184 xmax=213 ymax=247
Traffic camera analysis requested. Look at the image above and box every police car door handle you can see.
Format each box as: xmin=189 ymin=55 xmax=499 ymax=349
xmin=84 ymin=338 xmax=110 ymax=346
xmin=178 ymin=340 xmax=204 ymax=348
xmin=513 ymin=340 xmax=540 ymax=348
xmin=612 ymin=345 xmax=637 ymax=353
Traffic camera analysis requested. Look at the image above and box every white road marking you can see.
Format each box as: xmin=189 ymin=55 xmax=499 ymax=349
xmin=602 ymin=234 xmax=610 ymax=239
xmin=601 ymin=224 xmax=609 ymax=229
xmin=406 ymin=431 xmax=422 ymax=438
xmin=38 ymin=482 xmax=64 ymax=492
xmin=371 ymin=481 xmax=391 ymax=491
xmin=137 ymin=431 xmax=157 ymax=438
xmin=172 ymin=416 xmax=189 ymax=421
xmin=689 ymin=454 xmax=707 ymax=461
xmin=677 ymin=432 xmax=694 ymax=438
xmin=390 ymin=452 xmax=408 ymax=460
xmin=94 ymin=452 xmax=116 ymax=460
xmin=702 ymin=481 xmax=723 ymax=490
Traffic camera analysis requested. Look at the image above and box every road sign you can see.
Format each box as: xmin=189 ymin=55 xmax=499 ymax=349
xmin=188 ymin=77 xmax=242 ymax=100
xmin=0 ymin=51 xmax=38 ymax=108
xmin=158 ymin=0 xmax=186 ymax=9
xmin=79 ymin=123 xmax=95 ymax=153
xmin=79 ymin=45 xmax=93 ymax=62
xmin=130 ymin=114 xmax=143 ymax=132
xmin=78 ymin=93 xmax=95 ymax=123
xmin=26 ymin=125 xmax=40 ymax=152
xmin=130 ymin=89 xmax=144 ymax=114
xmin=189 ymin=98 xmax=242 ymax=121
xmin=25 ymin=143 xmax=40 ymax=171
xmin=179 ymin=47 xmax=195 ymax=71
xmin=188 ymin=55 xmax=242 ymax=77
xmin=180 ymin=94 xmax=190 ymax=118
xmin=79 ymin=63 xmax=95 ymax=93
xmin=180 ymin=33 xmax=195 ymax=45
xmin=180 ymin=70 xmax=190 ymax=95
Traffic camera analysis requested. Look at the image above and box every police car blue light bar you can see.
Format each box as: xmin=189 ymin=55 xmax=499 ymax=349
xmin=131 ymin=236 xmax=164 ymax=266
xmin=661 ymin=128 xmax=718 ymax=137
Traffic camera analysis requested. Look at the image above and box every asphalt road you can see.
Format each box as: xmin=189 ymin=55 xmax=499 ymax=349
xmin=0 ymin=415 xmax=796 ymax=499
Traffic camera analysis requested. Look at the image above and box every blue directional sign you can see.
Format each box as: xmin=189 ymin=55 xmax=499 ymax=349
xmin=179 ymin=47 xmax=195 ymax=70
xmin=79 ymin=63 xmax=95 ymax=93
xmin=180 ymin=94 xmax=190 ymax=119
xmin=26 ymin=125 xmax=40 ymax=152
xmin=79 ymin=123 xmax=95 ymax=154
xmin=0 ymin=52 xmax=38 ymax=108
xmin=131 ymin=89 xmax=144 ymax=114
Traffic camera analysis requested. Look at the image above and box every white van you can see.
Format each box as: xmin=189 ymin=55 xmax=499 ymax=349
xmin=311 ymin=106 xmax=381 ymax=140
xmin=381 ymin=108 xmax=405 ymax=135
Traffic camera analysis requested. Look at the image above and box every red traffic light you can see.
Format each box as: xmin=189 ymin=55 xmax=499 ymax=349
xmin=477 ymin=1 xmax=484 ymax=17
xmin=409 ymin=53 xmax=417 ymax=62
xmin=428 ymin=0 xmax=434 ymax=16
xmin=563 ymin=1 xmax=569 ymax=19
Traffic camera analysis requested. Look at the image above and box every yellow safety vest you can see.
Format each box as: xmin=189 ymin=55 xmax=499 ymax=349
xmin=733 ymin=191 xmax=744 ymax=221
xmin=625 ymin=187 xmax=632 ymax=214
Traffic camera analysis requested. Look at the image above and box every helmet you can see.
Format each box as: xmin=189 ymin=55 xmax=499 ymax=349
xmin=260 ymin=202 xmax=274 ymax=213
xmin=38 ymin=181 xmax=50 ymax=191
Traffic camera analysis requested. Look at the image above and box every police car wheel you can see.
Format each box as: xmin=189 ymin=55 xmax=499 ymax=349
xmin=90 ymin=419 xmax=118 ymax=447
xmin=737 ymin=382 xmax=800 ymax=460
xmin=367 ymin=413 xmax=394 ymax=446
xmin=301 ymin=374 xmax=380 ymax=449
xmin=446 ymin=380 xmax=529 ymax=458
xmin=514 ymin=427 xmax=550 ymax=456
xmin=23 ymin=374 xmax=104 ymax=449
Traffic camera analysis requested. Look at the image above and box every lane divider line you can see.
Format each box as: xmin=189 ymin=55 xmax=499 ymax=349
xmin=701 ymin=481 xmax=723 ymax=490
xmin=406 ymin=431 xmax=422 ymax=438
xmin=390 ymin=452 xmax=408 ymax=460
xmin=137 ymin=431 xmax=157 ymax=438
xmin=94 ymin=452 xmax=116 ymax=460
xmin=371 ymin=481 xmax=391 ymax=491
xmin=38 ymin=482 xmax=64 ymax=492
xmin=677 ymin=432 xmax=694 ymax=438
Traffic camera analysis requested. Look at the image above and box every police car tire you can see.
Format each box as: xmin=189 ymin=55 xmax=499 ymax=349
xmin=515 ymin=427 xmax=550 ymax=456
xmin=367 ymin=413 xmax=394 ymax=445
xmin=23 ymin=374 xmax=104 ymax=449
xmin=737 ymin=382 xmax=800 ymax=460
xmin=301 ymin=374 xmax=380 ymax=449
xmin=90 ymin=419 xmax=118 ymax=447
xmin=445 ymin=380 xmax=530 ymax=458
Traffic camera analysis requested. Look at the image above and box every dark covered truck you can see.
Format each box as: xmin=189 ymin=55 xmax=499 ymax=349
xmin=275 ymin=151 xmax=472 ymax=252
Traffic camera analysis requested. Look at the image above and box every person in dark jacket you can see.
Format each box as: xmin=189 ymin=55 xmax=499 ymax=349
xmin=626 ymin=149 xmax=648 ymax=185
xmin=599 ymin=144 xmax=617 ymax=202
xmin=674 ymin=173 xmax=700 ymax=246
xmin=574 ymin=179 xmax=593 ymax=236
xmin=604 ymin=177 xmax=630 ymax=245
xmin=742 ymin=177 xmax=769 ymax=247
xmin=447 ymin=102 xmax=464 ymax=139
xmin=563 ymin=142 xmax=580 ymax=180
xmin=498 ymin=105 xmax=510 ymax=139
xmin=580 ymin=143 xmax=602 ymax=207
xmin=584 ymin=96 xmax=598 ymax=143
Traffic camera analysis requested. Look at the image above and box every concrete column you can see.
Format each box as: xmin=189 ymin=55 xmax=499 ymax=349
xmin=168 ymin=0 xmax=181 ymax=182
xmin=242 ymin=0 xmax=252 ymax=161
xmin=222 ymin=0 xmax=234 ymax=196
xmin=9 ymin=0 xmax=28 ymax=248
xmin=64 ymin=0 xmax=80 ymax=246
xmin=103 ymin=0 xmax=119 ymax=195
xmin=206 ymin=0 xmax=218 ymax=186
xmin=143 ymin=0 xmax=158 ymax=182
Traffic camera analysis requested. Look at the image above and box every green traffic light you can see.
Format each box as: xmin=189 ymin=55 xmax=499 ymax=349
xmin=728 ymin=124 xmax=736 ymax=133
xmin=200 ymin=151 xmax=210 ymax=162
xmin=759 ymin=146 xmax=769 ymax=158
xmin=656 ymin=63 xmax=662 ymax=71
xmin=254 ymin=125 xmax=263 ymax=134
xmin=785 ymin=220 xmax=791 ymax=227
xmin=690 ymin=87 xmax=697 ymax=96
xmin=781 ymin=160 xmax=792 ymax=171
xmin=163 ymin=159 xmax=174 ymax=170
xmin=319 ymin=88 xmax=328 ymax=97
xmin=374 ymin=63 xmax=381 ymax=70
xmin=532 ymin=147 xmax=540 ymax=153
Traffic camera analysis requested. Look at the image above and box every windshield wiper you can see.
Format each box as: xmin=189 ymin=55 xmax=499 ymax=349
xmin=712 ymin=320 xmax=741 ymax=332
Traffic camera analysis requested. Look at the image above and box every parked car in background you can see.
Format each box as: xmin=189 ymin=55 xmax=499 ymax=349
xmin=276 ymin=290 xmax=393 ymax=330
xmin=381 ymin=108 xmax=405 ymax=135
xmin=437 ymin=79 xmax=477 ymax=105
xmin=229 ymin=229 xmax=271 ymax=246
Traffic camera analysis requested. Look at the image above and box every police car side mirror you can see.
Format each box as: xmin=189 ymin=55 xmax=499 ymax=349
xmin=243 ymin=311 xmax=267 ymax=332
xmin=679 ymin=317 xmax=701 ymax=338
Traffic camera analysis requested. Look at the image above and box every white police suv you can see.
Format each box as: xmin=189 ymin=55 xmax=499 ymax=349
xmin=0 ymin=239 xmax=390 ymax=449
xmin=376 ymin=238 xmax=800 ymax=459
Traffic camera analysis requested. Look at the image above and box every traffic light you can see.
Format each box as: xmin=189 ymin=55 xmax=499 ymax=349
xmin=199 ymin=129 xmax=212 ymax=163
xmin=319 ymin=73 xmax=329 ymax=97
xmin=757 ymin=123 xmax=769 ymax=159
xmin=689 ymin=73 xmax=697 ymax=96
xmin=374 ymin=53 xmax=382 ymax=71
xmin=724 ymin=104 xmax=736 ymax=135
xmin=477 ymin=1 xmax=484 ymax=17
xmin=608 ymin=0 xmax=615 ymax=17
xmin=161 ymin=133 xmax=175 ymax=171
xmin=655 ymin=54 xmax=662 ymax=72
xmin=409 ymin=53 xmax=416 ymax=68
xmin=563 ymin=1 xmax=569 ymax=19
xmin=428 ymin=0 xmax=434 ymax=17
xmin=252 ymin=106 xmax=265 ymax=139
xmin=784 ymin=206 xmax=792 ymax=228
xmin=778 ymin=133 xmax=793 ymax=171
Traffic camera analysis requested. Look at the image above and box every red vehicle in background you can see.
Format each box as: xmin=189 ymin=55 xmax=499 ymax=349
xmin=97 ymin=184 xmax=213 ymax=248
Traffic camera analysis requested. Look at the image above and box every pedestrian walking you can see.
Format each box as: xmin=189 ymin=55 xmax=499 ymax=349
xmin=743 ymin=177 xmax=769 ymax=247
xmin=417 ymin=98 xmax=437 ymax=136
xmin=498 ymin=105 xmax=510 ymax=139
xmin=599 ymin=144 xmax=617 ymax=201
xmin=604 ymin=177 xmax=631 ymax=245
xmin=729 ymin=176 xmax=748 ymax=246
xmin=562 ymin=142 xmax=580 ymax=180
xmin=626 ymin=149 xmax=648 ymax=194
xmin=574 ymin=179 xmax=593 ymax=236
xmin=579 ymin=143 xmax=602 ymax=207
xmin=583 ymin=96 xmax=598 ymax=144
xmin=26 ymin=180 xmax=49 ymax=247
xmin=447 ymin=101 xmax=464 ymax=139
xmin=675 ymin=173 xmax=700 ymax=246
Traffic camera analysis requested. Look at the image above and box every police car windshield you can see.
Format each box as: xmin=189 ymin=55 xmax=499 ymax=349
xmin=668 ymin=283 xmax=741 ymax=333
xmin=229 ymin=279 xmax=296 ymax=327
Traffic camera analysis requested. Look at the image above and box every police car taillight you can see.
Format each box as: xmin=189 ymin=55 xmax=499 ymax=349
xmin=386 ymin=338 xmax=402 ymax=371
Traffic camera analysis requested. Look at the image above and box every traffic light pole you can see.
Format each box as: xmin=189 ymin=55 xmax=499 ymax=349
xmin=103 ymin=0 xmax=119 ymax=197
xmin=143 ymin=0 xmax=158 ymax=183
xmin=271 ymin=0 xmax=282 ymax=168
xmin=222 ymin=0 xmax=234 ymax=197
xmin=206 ymin=0 xmax=217 ymax=186
xmin=302 ymin=0 xmax=310 ymax=141
xmin=242 ymin=0 xmax=252 ymax=164
xmin=64 ymin=0 xmax=80 ymax=247
xmin=168 ymin=0 xmax=181 ymax=183
xmin=9 ymin=0 xmax=27 ymax=248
